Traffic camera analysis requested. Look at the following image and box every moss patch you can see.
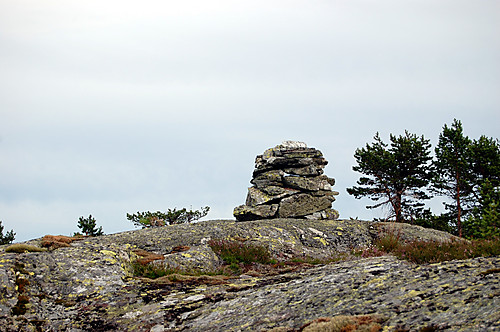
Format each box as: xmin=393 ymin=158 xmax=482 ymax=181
xmin=5 ymin=244 xmax=46 ymax=253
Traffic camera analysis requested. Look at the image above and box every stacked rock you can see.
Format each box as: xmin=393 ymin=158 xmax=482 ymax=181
xmin=234 ymin=141 xmax=339 ymax=221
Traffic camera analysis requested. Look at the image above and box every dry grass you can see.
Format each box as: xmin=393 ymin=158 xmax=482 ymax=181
xmin=41 ymin=235 xmax=82 ymax=249
xmin=300 ymin=315 xmax=384 ymax=332
xmin=5 ymin=243 xmax=47 ymax=253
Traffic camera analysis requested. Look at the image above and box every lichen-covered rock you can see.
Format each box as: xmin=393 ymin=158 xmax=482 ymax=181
xmin=233 ymin=204 xmax=279 ymax=221
xmin=278 ymin=194 xmax=333 ymax=218
xmin=175 ymin=256 xmax=500 ymax=332
xmin=0 ymin=219 xmax=496 ymax=331
xmin=234 ymin=141 xmax=339 ymax=221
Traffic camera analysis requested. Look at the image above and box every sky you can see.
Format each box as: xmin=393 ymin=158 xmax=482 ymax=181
xmin=1 ymin=0 xmax=499 ymax=242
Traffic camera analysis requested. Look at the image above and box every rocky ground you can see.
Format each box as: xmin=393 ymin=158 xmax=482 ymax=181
xmin=0 ymin=219 xmax=498 ymax=331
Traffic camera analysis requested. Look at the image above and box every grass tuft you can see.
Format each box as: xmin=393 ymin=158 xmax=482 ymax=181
xmin=393 ymin=237 xmax=500 ymax=264
xmin=208 ymin=239 xmax=273 ymax=264
xmin=299 ymin=314 xmax=385 ymax=332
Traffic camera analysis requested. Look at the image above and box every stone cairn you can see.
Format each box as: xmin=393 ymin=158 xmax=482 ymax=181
xmin=234 ymin=141 xmax=339 ymax=221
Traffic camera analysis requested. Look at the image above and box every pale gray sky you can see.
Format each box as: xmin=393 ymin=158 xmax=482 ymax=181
xmin=1 ymin=0 xmax=499 ymax=242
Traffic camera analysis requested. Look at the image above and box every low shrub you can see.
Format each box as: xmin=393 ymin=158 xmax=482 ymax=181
xmin=208 ymin=239 xmax=274 ymax=264
xmin=300 ymin=314 xmax=384 ymax=332
xmin=393 ymin=238 xmax=500 ymax=264
xmin=131 ymin=259 xmax=230 ymax=280
xmin=352 ymin=245 xmax=386 ymax=258
xmin=365 ymin=226 xmax=499 ymax=264
xmin=375 ymin=231 xmax=401 ymax=252
xmin=131 ymin=261 xmax=183 ymax=279
xmin=127 ymin=206 xmax=210 ymax=228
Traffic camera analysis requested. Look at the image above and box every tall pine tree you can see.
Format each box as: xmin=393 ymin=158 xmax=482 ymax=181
xmin=348 ymin=131 xmax=433 ymax=223
xmin=469 ymin=135 xmax=500 ymax=199
xmin=433 ymin=119 xmax=472 ymax=237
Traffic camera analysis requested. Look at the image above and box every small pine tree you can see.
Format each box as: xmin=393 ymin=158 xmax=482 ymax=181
xmin=463 ymin=181 xmax=500 ymax=239
xmin=127 ymin=206 xmax=210 ymax=228
xmin=433 ymin=119 xmax=473 ymax=237
xmin=77 ymin=215 xmax=104 ymax=236
xmin=0 ymin=220 xmax=16 ymax=245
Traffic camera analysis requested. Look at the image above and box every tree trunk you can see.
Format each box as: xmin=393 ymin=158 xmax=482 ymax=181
xmin=394 ymin=192 xmax=403 ymax=223
xmin=456 ymin=177 xmax=462 ymax=237
xmin=455 ymin=161 xmax=463 ymax=237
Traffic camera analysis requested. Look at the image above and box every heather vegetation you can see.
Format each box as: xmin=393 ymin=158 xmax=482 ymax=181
xmin=207 ymin=239 xmax=274 ymax=265
xmin=131 ymin=232 xmax=499 ymax=281
xmin=366 ymin=230 xmax=500 ymax=264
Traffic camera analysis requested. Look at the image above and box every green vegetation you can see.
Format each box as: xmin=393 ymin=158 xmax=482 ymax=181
xmin=392 ymin=238 xmax=500 ymax=264
xmin=349 ymin=119 xmax=500 ymax=239
xmin=75 ymin=214 xmax=103 ymax=236
xmin=432 ymin=119 xmax=472 ymax=237
xmin=132 ymin=261 xmax=191 ymax=279
xmin=463 ymin=180 xmax=500 ymax=239
xmin=347 ymin=131 xmax=433 ymax=223
xmin=368 ymin=232 xmax=500 ymax=264
xmin=207 ymin=239 xmax=274 ymax=264
xmin=0 ymin=220 xmax=15 ymax=245
xmin=131 ymin=257 xmax=229 ymax=279
xmin=132 ymin=239 xmax=335 ymax=279
xmin=299 ymin=315 xmax=384 ymax=332
xmin=432 ymin=120 xmax=500 ymax=238
xmin=127 ymin=206 xmax=210 ymax=228
xmin=131 ymin=233 xmax=499 ymax=282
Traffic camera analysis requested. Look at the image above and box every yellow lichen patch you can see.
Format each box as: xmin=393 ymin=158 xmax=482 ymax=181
xmin=363 ymin=276 xmax=387 ymax=288
xmin=100 ymin=250 xmax=117 ymax=257
xmin=313 ymin=237 xmax=328 ymax=246
xmin=408 ymin=290 xmax=421 ymax=297
xmin=226 ymin=282 xmax=255 ymax=292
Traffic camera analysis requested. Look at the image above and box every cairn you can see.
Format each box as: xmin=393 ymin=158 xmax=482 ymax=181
xmin=233 ymin=141 xmax=339 ymax=221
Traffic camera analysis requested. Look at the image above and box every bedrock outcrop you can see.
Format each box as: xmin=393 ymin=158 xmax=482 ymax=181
xmin=0 ymin=219 xmax=498 ymax=331
xmin=233 ymin=141 xmax=339 ymax=221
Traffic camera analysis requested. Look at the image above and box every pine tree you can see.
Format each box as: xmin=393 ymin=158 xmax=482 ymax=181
xmin=469 ymin=135 xmax=500 ymax=200
xmin=463 ymin=180 xmax=500 ymax=239
xmin=0 ymin=220 xmax=15 ymax=245
xmin=77 ymin=215 xmax=104 ymax=236
xmin=347 ymin=131 xmax=433 ymax=223
xmin=433 ymin=119 xmax=472 ymax=237
xmin=126 ymin=206 xmax=210 ymax=228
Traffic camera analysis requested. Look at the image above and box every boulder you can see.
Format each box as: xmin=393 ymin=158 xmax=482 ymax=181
xmin=233 ymin=204 xmax=279 ymax=221
xmin=278 ymin=194 xmax=333 ymax=218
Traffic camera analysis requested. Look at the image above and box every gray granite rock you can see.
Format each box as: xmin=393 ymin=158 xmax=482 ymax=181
xmin=278 ymin=194 xmax=333 ymax=218
xmin=0 ymin=219 xmax=496 ymax=332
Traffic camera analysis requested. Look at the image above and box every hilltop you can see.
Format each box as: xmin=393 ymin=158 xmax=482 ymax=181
xmin=0 ymin=218 xmax=498 ymax=331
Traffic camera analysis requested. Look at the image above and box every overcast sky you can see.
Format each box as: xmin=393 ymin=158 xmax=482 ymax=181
xmin=1 ymin=0 xmax=499 ymax=242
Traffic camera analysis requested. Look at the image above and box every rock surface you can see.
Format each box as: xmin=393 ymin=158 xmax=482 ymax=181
xmin=234 ymin=141 xmax=339 ymax=221
xmin=0 ymin=219 xmax=498 ymax=331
